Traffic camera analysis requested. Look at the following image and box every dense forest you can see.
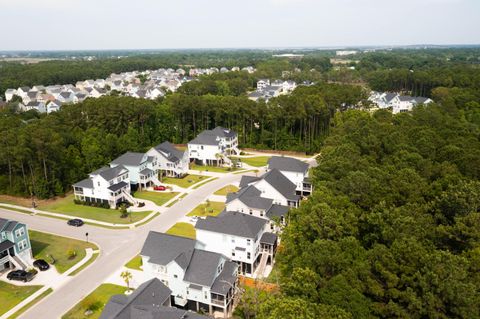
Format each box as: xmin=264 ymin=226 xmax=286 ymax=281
xmin=236 ymin=93 xmax=480 ymax=318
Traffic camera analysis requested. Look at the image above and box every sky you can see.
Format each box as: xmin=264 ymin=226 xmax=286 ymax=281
xmin=0 ymin=0 xmax=479 ymax=50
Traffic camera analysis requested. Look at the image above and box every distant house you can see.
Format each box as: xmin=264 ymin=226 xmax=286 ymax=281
xmin=5 ymin=89 xmax=17 ymax=102
xmin=110 ymin=152 xmax=158 ymax=190
xmin=147 ymin=142 xmax=189 ymax=178
xmin=196 ymin=211 xmax=277 ymax=277
xmin=46 ymin=100 xmax=62 ymax=113
xmin=368 ymin=91 xmax=433 ymax=113
xmin=20 ymin=101 xmax=46 ymax=113
xmin=188 ymin=127 xmax=239 ymax=166
xmin=0 ymin=218 xmax=33 ymax=271
xmin=141 ymin=232 xmax=238 ymax=318
xmin=267 ymin=156 xmax=312 ymax=195
xmin=57 ymin=91 xmax=75 ymax=104
xmin=73 ymin=165 xmax=134 ymax=208
xmin=100 ymin=278 xmax=208 ymax=319
xmin=23 ymin=91 xmax=39 ymax=104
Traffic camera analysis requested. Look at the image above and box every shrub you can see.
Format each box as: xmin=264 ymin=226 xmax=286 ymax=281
xmin=67 ymin=249 xmax=77 ymax=259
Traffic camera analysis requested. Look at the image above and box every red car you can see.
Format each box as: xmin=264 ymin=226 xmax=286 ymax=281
xmin=154 ymin=185 xmax=167 ymax=191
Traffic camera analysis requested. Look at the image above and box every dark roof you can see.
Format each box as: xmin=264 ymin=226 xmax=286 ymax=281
xmin=196 ymin=211 xmax=266 ymax=238
xmin=111 ymin=152 xmax=146 ymax=167
xmin=153 ymin=142 xmax=184 ymax=162
xmin=100 ymin=278 xmax=176 ymax=319
xmin=226 ymin=185 xmax=273 ymax=210
xmin=183 ymin=249 xmax=222 ymax=287
xmin=262 ymin=169 xmax=299 ymax=201
xmin=384 ymin=93 xmax=398 ymax=102
xmin=188 ymin=127 xmax=236 ymax=145
xmin=60 ymin=92 xmax=72 ymax=98
xmin=239 ymin=176 xmax=260 ymax=188
xmin=73 ymin=178 xmax=94 ymax=189
xmin=0 ymin=240 xmax=14 ymax=252
xmin=266 ymin=204 xmax=289 ymax=219
xmin=268 ymin=156 xmax=309 ymax=173
xmin=4 ymin=221 xmax=18 ymax=232
xmin=139 ymin=168 xmax=153 ymax=176
xmin=211 ymin=261 xmax=238 ymax=295
xmin=108 ymin=181 xmax=128 ymax=192
xmin=211 ymin=127 xmax=236 ymax=138
xmin=260 ymin=232 xmax=278 ymax=245
xmin=127 ymin=306 xmax=208 ymax=319
xmin=0 ymin=218 xmax=9 ymax=230
xmin=140 ymin=232 xmax=195 ymax=268
xmin=93 ymin=165 xmax=128 ymax=181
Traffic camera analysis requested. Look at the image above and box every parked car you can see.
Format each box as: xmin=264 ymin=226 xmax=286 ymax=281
xmin=138 ymin=202 xmax=145 ymax=207
xmin=67 ymin=218 xmax=84 ymax=227
xmin=7 ymin=270 xmax=35 ymax=282
xmin=154 ymin=185 xmax=167 ymax=191
xmin=33 ymin=259 xmax=50 ymax=271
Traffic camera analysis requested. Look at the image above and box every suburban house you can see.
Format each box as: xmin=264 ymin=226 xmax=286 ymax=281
xmin=0 ymin=218 xmax=33 ymax=272
xmin=368 ymin=91 xmax=433 ymax=113
xmin=188 ymin=127 xmax=239 ymax=166
xmin=46 ymin=100 xmax=62 ymax=113
xmin=73 ymin=165 xmax=134 ymax=208
xmin=19 ymin=101 xmax=46 ymax=113
xmin=267 ymin=156 xmax=312 ymax=195
xmin=195 ymin=211 xmax=277 ymax=277
xmin=147 ymin=142 xmax=189 ymax=178
xmin=141 ymin=232 xmax=238 ymax=318
xmin=110 ymin=152 xmax=159 ymax=190
xmin=100 ymin=278 xmax=208 ymax=319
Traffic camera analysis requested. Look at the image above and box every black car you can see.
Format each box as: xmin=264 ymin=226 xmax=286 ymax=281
xmin=67 ymin=218 xmax=84 ymax=227
xmin=33 ymin=259 xmax=50 ymax=271
xmin=7 ymin=270 xmax=35 ymax=282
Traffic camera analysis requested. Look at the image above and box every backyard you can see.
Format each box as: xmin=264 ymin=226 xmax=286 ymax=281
xmin=40 ymin=194 xmax=152 ymax=224
xmin=62 ymin=284 xmax=127 ymax=319
xmin=166 ymin=222 xmax=196 ymax=239
xmin=161 ymin=174 xmax=206 ymax=188
xmin=0 ymin=281 xmax=42 ymax=316
xmin=187 ymin=201 xmax=225 ymax=218
xmin=29 ymin=230 xmax=97 ymax=274
xmin=233 ymin=156 xmax=271 ymax=167
xmin=133 ymin=190 xmax=178 ymax=206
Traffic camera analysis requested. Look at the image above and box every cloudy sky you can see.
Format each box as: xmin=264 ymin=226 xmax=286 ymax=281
xmin=1 ymin=0 xmax=479 ymax=50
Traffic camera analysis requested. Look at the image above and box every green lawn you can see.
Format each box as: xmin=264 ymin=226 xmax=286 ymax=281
xmin=233 ymin=156 xmax=271 ymax=167
xmin=166 ymin=222 xmax=196 ymax=239
xmin=29 ymin=230 xmax=97 ymax=274
xmin=162 ymin=174 xmax=207 ymax=188
xmin=187 ymin=201 xmax=225 ymax=218
xmin=0 ymin=281 xmax=42 ymax=316
xmin=39 ymin=194 xmax=151 ymax=224
xmin=62 ymin=284 xmax=127 ymax=319
xmin=214 ymin=185 xmax=239 ymax=195
xmin=68 ymin=252 xmax=99 ymax=277
xmin=133 ymin=190 xmax=178 ymax=206
xmin=125 ymin=255 xmax=142 ymax=270
xmin=190 ymin=163 xmax=238 ymax=173
xmin=8 ymin=288 xmax=53 ymax=319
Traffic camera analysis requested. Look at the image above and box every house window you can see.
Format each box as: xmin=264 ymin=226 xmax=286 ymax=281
xmin=174 ymin=274 xmax=178 ymax=278
xmin=98 ymin=182 xmax=100 ymax=187
xmin=260 ymin=211 xmax=264 ymax=216
xmin=201 ymin=146 xmax=204 ymax=150
xmin=1 ymin=232 xmax=6 ymax=240
xmin=247 ymin=252 xmax=251 ymax=259
xmin=15 ymin=228 xmax=25 ymax=238
xmin=247 ymin=239 xmax=251 ymax=245
xmin=18 ymin=239 xmax=27 ymax=250
xmin=204 ymin=291 xmax=208 ymax=299
xmin=249 ymin=209 xmax=253 ymax=215
xmin=232 ymin=251 xmax=235 ymax=257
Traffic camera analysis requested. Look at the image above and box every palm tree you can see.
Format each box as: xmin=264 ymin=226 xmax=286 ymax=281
xmin=121 ymin=270 xmax=133 ymax=291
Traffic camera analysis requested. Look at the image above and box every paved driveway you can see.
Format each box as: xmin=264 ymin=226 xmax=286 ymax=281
xmin=0 ymin=172 xmax=248 ymax=319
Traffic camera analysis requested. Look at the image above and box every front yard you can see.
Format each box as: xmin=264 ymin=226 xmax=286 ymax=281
xmin=133 ymin=190 xmax=178 ymax=206
xmin=62 ymin=283 xmax=127 ymax=319
xmin=29 ymin=230 xmax=97 ymax=274
xmin=166 ymin=222 xmax=196 ymax=239
xmin=162 ymin=174 xmax=207 ymax=188
xmin=0 ymin=281 xmax=42 ymax=316
xmin=125 ymin=255 xmax=142 ymax=270
xmin=233 ymin=156 xmax=271 ymax=167
xmin=190 ymin=163 xmax=238 ymax=173
xmin=214 ymin=185 xmax=239 ymax=195
xmin=187 ymin=201 xmax=225 ymax=218
xmin=39 ymin=194 xmax=151 ymax=224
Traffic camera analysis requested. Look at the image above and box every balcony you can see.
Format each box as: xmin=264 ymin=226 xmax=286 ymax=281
xmin=211 ymin=298 xmax=225 ymax=307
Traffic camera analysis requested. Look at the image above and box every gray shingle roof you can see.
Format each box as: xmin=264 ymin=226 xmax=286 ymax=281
xmin=129 ymin=306 xmax=208 ymax=319
xmin=0 ymin=218 xmax=9 ymax=230
xmin=211 ymin=261 xmax=238 ymax=295
xmin=111 ymin=152 xmax=146 ymax=167
xmin=263 ymin=169 xmax=299 ymax=201
xmin=239 ymin=176 xmax=260 ymax=188
xmin=108 ymin=181 xmax=127 ymax=192
xmin=188 ymin=127 xmax=236 ymax=146
xmin=140 ymin=232 xmax=195 ymax=268
xmin=266 ymin=204 xmax=289 ymax=219
xmin=73 ymin=178 xmax=94 ymax=189
xmin=183 ymin=249 xmax=222 ymax=287
xmin=196 ymin=211 xmax=266 ymax=238
xmin=226 ymin=185 xmax=273 ymax=210
xmin=268 ymin=156 xmax=309 ymax=173
xmin=0 ymin=240 xmax=15 ymax=252
xmin=94 ymin=165 xmax=128 ymax=181
xmin=139 ymin=168 xmax=153 ymax=176
xmin=260 ymin=232 xmax=277 ymax=245
xmin=153 ymin=142 xmax=184 ymax=162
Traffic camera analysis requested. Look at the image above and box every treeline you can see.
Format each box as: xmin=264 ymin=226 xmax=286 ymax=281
xmin=0 ymin=82 xmax=363 ymax=198
xmin=237 ymin=100 xmax=480 ymax=318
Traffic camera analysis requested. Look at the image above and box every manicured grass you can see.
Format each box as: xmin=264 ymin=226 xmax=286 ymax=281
xmin=29 ymin=230 xmax=97 ymax=274
xmin=125 ymin=255 xmax=142 ymax=270
xmin=233 ymin=156 xmax=271 ymax=167
xmin=68 ymin=252 xmax=99 ymax=277
xmin=39 ymin=194 xmax=151 ymax=224
xmin=166 ymin=193 xmax=187 ymax=207
xmin=166 ymin=222 xmax=196 ymax=239
xmin=162 ymin=174 xmax=207 ymax=188
xmin=0 ymin=281 xmax=42 ymax=316
xmin=214 ymin=185 xmax=239 ymax=196
xmin=62 ymin=284 xmax=127 ymax=319
xmin=133 ymin=190 xmax=178 ymax=206
xmin=8 ymin=288 xmax=53 ymax=319
xmin=187 ymin=201 xmax=225 ymax=218
xmin=192 ymin=177 xmax=218 ymax=189
xmin=190 ymin=163 xmax=238 ymax=173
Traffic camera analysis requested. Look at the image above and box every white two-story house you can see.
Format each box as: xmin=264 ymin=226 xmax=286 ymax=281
xmin=188 ymin=127 xmax=239 ymax=166
xmin=110 ymin=152 xmax=158 ymax=190
xmin=147 ymin=142 xmax=189 ymax=178
xmin=0 ymin=218 xmax=34 ymax=271
xmin=141 ymin=232 xmax=238 ymax=318
xmin=73 ymin=165 xmax=133 ymax=208
xmin=195 ymin=211 xmax=277 ymax=277
xmin=267 ymin=156 xmax=312 ymax=195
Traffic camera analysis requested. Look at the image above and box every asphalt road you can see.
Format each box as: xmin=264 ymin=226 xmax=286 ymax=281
xmin=0 ymin=172 xmax=246 ymax=319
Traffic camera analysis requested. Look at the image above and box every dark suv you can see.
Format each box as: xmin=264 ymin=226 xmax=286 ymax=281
xmin=7 ymin=270 xmax=35 ymax=282
xmin=67 ymin=218 xmax=84 ymax=227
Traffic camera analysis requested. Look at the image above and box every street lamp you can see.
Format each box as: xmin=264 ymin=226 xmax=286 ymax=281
xmin=86 ymin=232 xmax=89 ymax=243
